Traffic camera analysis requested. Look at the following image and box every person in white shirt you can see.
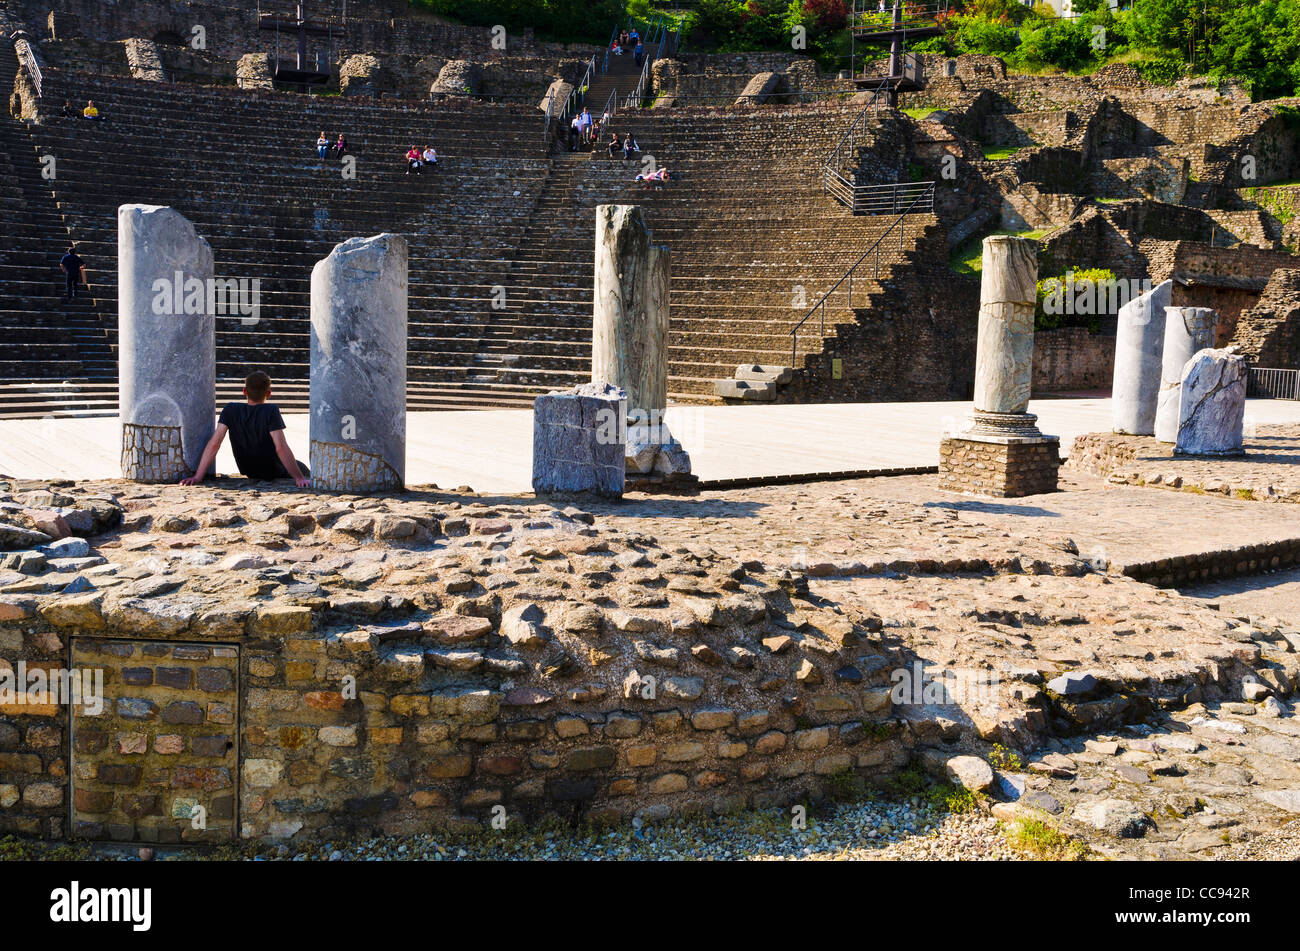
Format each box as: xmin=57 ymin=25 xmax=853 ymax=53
xmin=422 ymin=146 xmax=437 ymax=167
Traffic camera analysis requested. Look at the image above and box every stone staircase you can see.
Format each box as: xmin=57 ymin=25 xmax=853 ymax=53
xmin=0 ymin=67 xmax=940 ymax=413
xmin=0 ymin=40 xmax=116 ymax=383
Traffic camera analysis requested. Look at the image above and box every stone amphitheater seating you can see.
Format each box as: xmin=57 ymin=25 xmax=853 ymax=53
xmin=2 ymin=61 xmax=937 ymax=409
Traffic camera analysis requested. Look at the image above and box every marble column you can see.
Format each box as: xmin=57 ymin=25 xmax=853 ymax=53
xmin=592 ymin=204 xmax=691 ymax=481
xmin=118 ymin=204 xmax=215 ymax=482
xmin=1111 ymin=279 xmax=1171 ymax=435
xmin=940 ymin=235 xmax=1059 ymax=497
xmin=969 ymin=235 xmax=1041 ymax=436
xmin=1154 ymin=306 xmax=1217 ymax=443
xmin=309 ymin=234 xmax=407 ymax=492
xmin=1175 ymin=348 xmax=1246 ymax=456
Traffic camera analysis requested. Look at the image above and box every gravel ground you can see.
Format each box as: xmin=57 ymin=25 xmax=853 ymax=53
xmin=20 ymin=793 xmax=1021 ymax=862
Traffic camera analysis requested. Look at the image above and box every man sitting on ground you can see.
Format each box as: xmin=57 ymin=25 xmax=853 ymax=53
xmin=179 ymin=371 xmax=310 ymax=487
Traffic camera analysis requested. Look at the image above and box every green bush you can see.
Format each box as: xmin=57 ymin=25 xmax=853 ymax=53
xmin=1036 ymin=266 xmax=1116 ymax=331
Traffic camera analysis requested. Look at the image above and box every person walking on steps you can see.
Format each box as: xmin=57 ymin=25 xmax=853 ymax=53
xmin=60 ymin=244 xmax=86 ymax=302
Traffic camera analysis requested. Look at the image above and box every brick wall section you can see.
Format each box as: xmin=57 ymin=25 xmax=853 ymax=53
xmin=69 ymin=637 xmax=239 ymax=842
xmin=0 ymin=615 xmax=67 ymax=839
xmin=1231 ymin=269 xmax=1300 ymax=366
xmin=1032 ymin=328 xmax=1115 ymax=392
xmin=0 ymin=584 xmax=938 ymax=840
xmin=938 ymin=438 xmax=1061 ymax=498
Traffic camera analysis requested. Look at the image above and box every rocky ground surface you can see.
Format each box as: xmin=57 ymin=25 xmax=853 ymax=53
xmin=1068 ymin=424 xmax=1300 ymax=502
xmin=3 ymin=470 xmax=1300 ymax=860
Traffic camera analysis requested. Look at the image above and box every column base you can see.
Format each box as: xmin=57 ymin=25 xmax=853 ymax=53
xmin=310 ymin=440 xmax=403 ymax=493
xmin=121 ymin=423 xmax=188 ymax=483
xmin=939 ymin=431 xmax=1061 ymax=498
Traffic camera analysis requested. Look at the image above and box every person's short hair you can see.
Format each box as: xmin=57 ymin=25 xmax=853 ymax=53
xmin=244 ymin=371 xmax=271 ymax=402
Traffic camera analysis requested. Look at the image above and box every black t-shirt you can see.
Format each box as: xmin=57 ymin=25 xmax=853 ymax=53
xmin=218 ymin=402 xmax=288 ymax=480
xmin=60 ymin=252 xmax=83 ymax=275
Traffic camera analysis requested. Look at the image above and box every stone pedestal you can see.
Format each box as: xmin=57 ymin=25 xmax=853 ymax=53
xmin=532 ymin=382 xmax=626 ymax=498
xmin=938 ymin=435 xmax=1061 ymax=496
xmin=940 ymin=235 xmax=1059 ymax=497
xmin=118 ymin=204 xmax=215 ymax=482
xmin=1175 ymin=347 xmax=1246 ymax=456
xmin=309 ymin=234 xmax=407 ymax=492
xmin=591 ymin=204 xmax=693 ymax=485
xmin=1155 ymin=306 xmax=1217 ymax=443
xmin=1111 ymin=279 xmax=1171 ymax=435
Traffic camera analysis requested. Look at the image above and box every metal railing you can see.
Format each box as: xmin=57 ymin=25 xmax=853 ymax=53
xmin=541 ymin=53 xmax=597 ymax=153
xmin=789 ymin=186 xmax=934 ymax=367
xmin=14 ymin=36 xmax=43 ymax=97
xmin=850 ymin=0 xmax=951 ymax=34
xmin=601 ymin=25 xmax=617 ymax=74
xmin=826 ymin=178 xmax=934 ymax=215
xmin=824 ymin=79 xmax=890 ymax=169
xmin=1248 ymin=367 xmax=1300 ymax=400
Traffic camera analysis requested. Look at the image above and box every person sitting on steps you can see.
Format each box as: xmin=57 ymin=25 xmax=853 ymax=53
xmin=82 ymin=100 xmax=105 ymax=121
xmin=317 ymin=131 xmax=329 ymax=163
xmin=333 ymin=133 xmax=350 ymax=159
xmin=60 ymin=100 xmax=75 ymax=118
xmin=607 ymin=132 xmax=621 ymax=157
xmin=180 ymin=371 xmax=310 ymax=488
xmin=422 ymin=145 xmax=437 ymax=168
xmin=405 ymin=145 xmax=422 ymax=174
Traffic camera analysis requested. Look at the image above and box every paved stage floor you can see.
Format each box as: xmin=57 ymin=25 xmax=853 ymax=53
xmin=4 ymin=398 xmax=1300 ymax=492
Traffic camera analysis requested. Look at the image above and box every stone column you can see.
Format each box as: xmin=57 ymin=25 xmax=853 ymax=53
xmin=532 ymin=381 xmax=626 ymax=498
xmin=118 ymin=204 xmax=215 ymax=482
xmin=1175 ymin=347 xmax=1246 ymax=456
xmin=309 ymin=234 xmax=407 ymax=492
xmin=591 ymin=204 xmax=692 ymax=483
xmin=1154 ymin=306 xmax=1217 ymax=443
xmin=970 ymin=235 xmax=1041 ymax=434
xmin=940 ymin=235 xmax=1059 ymax=497
xmin=1111 ymin=279 xmax=1172 ymax=435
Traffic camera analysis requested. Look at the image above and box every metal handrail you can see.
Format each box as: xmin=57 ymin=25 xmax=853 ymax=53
xmin=1248 ymin=367 xmax=1300 ymax=400
xmin=850 ymin=0 xmax=950 ymax=32
xmin=541 ymin=53 xmax=597 ymax=153
xmin=602 ymin=25 xmax=617 ymax=73
xmin=824 ymin=78 xmax=890 ymax=175
xmin=14 ymin=37 xmax=43 ymax=98
xmin=826 ymin=177 xmax=934 ymax=215
xmin=789 ymin=184 xmax=934 ymax=366
xmin=601 ymin=87 xmax=617 ymax=123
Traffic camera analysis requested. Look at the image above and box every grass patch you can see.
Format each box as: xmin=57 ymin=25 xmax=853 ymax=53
xmin=980 ymin=144 xmax=1025 ymax=161
xmin=901 ymin=107 xmax=936 ymax=120
xmin=949 ymin=229 xmax=1049 ymax=275
xmin=882 ymin=768 xmax=984 ymax=814
xmin=1003 ymin=817 xmax=1090 ymax=860
xmin=0 ymin=835 xmax=93 ymax=861
xmin=1235 ymin=488 xmax=1255 ymax=500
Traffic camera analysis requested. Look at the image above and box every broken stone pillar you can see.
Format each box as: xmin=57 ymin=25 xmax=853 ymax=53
xmin=1111 ymin=279 xmax=1172 ymax=435
xmin=939 ymin=235 xmax=1059 ymax=497
xmin=1175 ymin=347 xmax=1246 ymax=456
xmin=592 ymin=204 xmax=693 ymax=484
xmin=118 ymin=204 xmax=214 ymax=482
xmin=309 ymin=234 xmax=407 ymax=492
xmin=532 ymin=381 xmax=626 ymax=498
xmin=1155 ymin=306 xmax=1218 ymax=443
